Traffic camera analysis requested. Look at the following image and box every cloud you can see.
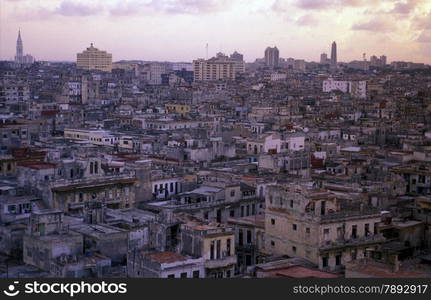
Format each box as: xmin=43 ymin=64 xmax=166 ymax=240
xmin=109 ymin=0 xmax=230 ymax=16
xmin=271 ymin=0 xmax=289 ymax=12
xmin=54 ymin=1 xmax=103 ymax=16
xmin=295 ymin=0 xmax=332 ymax=10
xmin=417 ymin=30 xmax=431 ymax=43
xmin=390 ymin=0 xmax=422 ymax=15
xmin=413 ymin=11 xmax=431 ymax=30
xmin=293 ymin=0 xmax=378 ymax=10
xmin=351 ymin=19 xmax=394 ymax=32
xmin=6 ymin=0 xmax=233 ymax=19
xmin=295 ymin=14 xmax=318 ymax=26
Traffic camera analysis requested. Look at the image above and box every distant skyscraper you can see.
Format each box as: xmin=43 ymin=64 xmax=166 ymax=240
xmin=230 ymin=51 xmax=243 ymax=61
xmin=77 ymin=43 xmax=112 ymax=72
xmin=380 ymin=55 xmax=387 ymax=66
xmin=264 ymin=46 xmax=279 ymax=68
xmin=14 ymin=30 xmax=34 ymax=65
xmin=230 ymin=51 xmax=245 ymax=74
xmin=15 ymin=30 xmax=23 ymax=63
xmin=320 ymin=53 xmax=328 ymax=64
xmin=330 ymin=41 xmax=337 ymax=67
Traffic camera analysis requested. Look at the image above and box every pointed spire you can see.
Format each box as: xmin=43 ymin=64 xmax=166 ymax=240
xmin=17 ymin=28 xmax=22 ymax=42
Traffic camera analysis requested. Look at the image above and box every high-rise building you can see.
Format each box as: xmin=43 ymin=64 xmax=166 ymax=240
xmin=320 ymin=53 xmax=329 ymax=64
xmin=193 ymin=56 xmax=235 ymax=81
xmin=369 ymin=55 xmax=388 ymax=67
xmin=14 ymin=30 xmax=34 ymax=64
xmin=230 ymin=51 xmax=245 ymax=74
xmin=380 ymin=55 xmax=387 ymax=66
xmin=77 ymin=43 xmax=112 ymax=72
xmin=264 ymin=46 xmax=279 ymax=68
xmin=15 ymin=30 xmax=23 ymax=63
xmin=135 ymin=63 xmax=168 ymax=85
xmin=230 ymin=51 xmax=243 ymax=61
xmin=330 ymin=41 xmax=337 ymax=67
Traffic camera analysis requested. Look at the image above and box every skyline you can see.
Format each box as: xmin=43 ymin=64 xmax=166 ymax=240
xmin=1 ymin=0 xmax=431 ymax=64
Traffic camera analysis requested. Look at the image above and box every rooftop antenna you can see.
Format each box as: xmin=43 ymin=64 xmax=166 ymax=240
xmin=206 ymin=43 xmax=208 ymax=60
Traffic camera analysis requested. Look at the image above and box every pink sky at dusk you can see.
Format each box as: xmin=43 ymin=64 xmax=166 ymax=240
xmin=1 ymin=0 xmax=430 ymax=63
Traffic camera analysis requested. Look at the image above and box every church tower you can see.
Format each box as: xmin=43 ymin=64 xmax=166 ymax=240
xmin=15 ymin=29 xmax=24 ymax=64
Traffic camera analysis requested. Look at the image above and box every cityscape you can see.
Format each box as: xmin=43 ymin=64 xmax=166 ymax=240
xmin=1 ymin=1 xmax=431 ymax=280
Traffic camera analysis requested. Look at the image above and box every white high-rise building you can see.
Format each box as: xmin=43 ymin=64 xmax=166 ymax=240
xmin=193 ymin=56 xmax=235 ymax=81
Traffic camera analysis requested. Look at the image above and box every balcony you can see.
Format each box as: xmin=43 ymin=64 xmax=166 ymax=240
xmin=319 ymin=234 xmax=385 ymax=251
xmin=205 ymin=255 xmax=237 ymax=269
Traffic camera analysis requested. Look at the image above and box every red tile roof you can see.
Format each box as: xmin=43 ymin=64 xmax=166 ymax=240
xmin=145 ymin=251 xmax=187 ymax=264
xmin=17 ymin=161 xmax=57 ymax=170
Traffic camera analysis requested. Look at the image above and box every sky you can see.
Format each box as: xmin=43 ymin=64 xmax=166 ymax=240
xmin=1 ymin=0 xmax=431 ymax=63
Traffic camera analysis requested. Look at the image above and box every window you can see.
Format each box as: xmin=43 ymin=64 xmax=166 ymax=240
xmin=351 ymin=249 xmax=357 ymax=260
xmin=351 ymin=225 xmax=357 ymax=239
xmin=192 ymin=270 xmax=200 ymax=278
xmin=210 ymin=241 xmax=215 ymax=259
xmin=365 ymin=224 xmax=370 ymax=236
xmin=230 ymin=190 xmax=235 ymax=197
xmin=335 ymin=254 xmax=342 ymax=266
xmin=246 ymin=230 xmax=252 ymax=244
xmin=180 ymin=272 xmax=187 ymax=278
xmin=292 ymin=246 xmax=297 ymax=253
xmin=204 ymin=212 xmax=208 ymax=219
xmin=170 ymin=182 xmax=174 ymax=192
xmin=238 ymin=229 xmax=243 ymax=246
xmin=251 ymin=204 xmax=256 ymax=215
xmin=290 ymin=200 xmax=294 ymax=208
xmin=292 ymin=224 xmax=297 ymax=231
xmin=7 ymin=205 xmax=16 ymax=214
xmin=229 ymin=210 xmax=235 ymax=217
xmin=246 ymin=205 xmax=250 ymax=216
xmin=216 ymin=240 xmax=221 ymax=259
xmin=374 ymin=223 xmax=378 ymax=234
xmin=321 ymin=201 xmax=326 ymax=215
xmin=167 ymin=274 xmax=175 ymax=278
xmin=337 ymin=227 xmax=343 ymax=239
xmin=227 ymin=238 xmax=231 ymax=256
xmin=271 ymin=219 xmax=275 ymax=225
xmin=323 ymin=228 xmax=330 ymax=240
xmin=240 ymin=206 xmax=244 ymax=217
xmin=322 ymin=256 xmax=328 ymax=268
xmin=306 ymin=227 xmax=310 ymax=234
xmin=226 ymin=270 xmax=231 ymax=278
xmin=271 ymin=240 xmax=275 ymax=247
